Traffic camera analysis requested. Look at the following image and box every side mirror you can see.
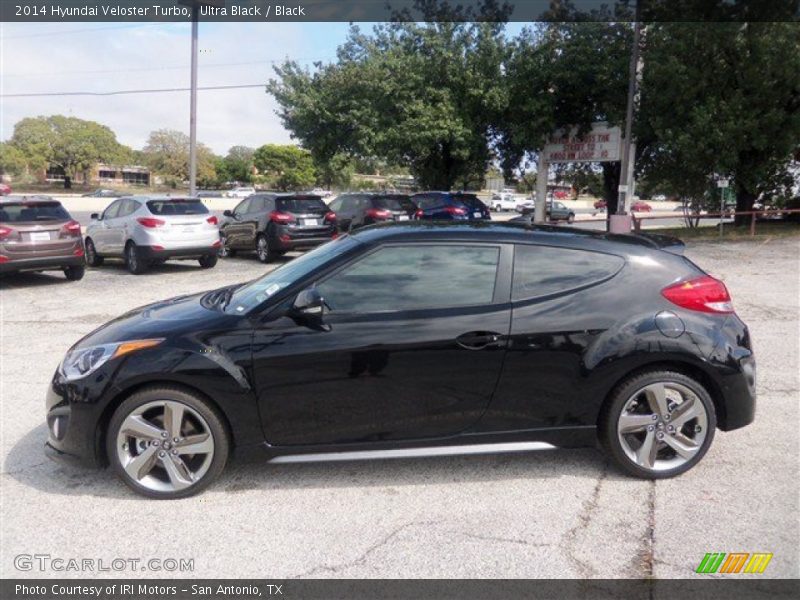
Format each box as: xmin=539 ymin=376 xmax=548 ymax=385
xmin=223 ymin=210 xmax=233 ymax=217
xmin=291 ymin=287 xmax=330 ymax=330
xmin=90 ymin=213 xmax=100 ymax=220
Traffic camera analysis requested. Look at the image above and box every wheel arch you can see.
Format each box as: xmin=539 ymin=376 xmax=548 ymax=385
xmin=596 ymin=359 xmax=727 ymax=431
xmin=94 ymin=380 xmax=235 ymax=468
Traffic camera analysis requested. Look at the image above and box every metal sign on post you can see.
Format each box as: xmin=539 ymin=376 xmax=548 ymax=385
xmin=542 ymin=123 xmax=622 ymax=163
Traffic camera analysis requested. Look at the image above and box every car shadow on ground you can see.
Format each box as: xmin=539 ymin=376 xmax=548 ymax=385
xmin=6 ymin=424 xmax=617 ymax=500
xmin=0 ymin=272 xmax=77 ymax=289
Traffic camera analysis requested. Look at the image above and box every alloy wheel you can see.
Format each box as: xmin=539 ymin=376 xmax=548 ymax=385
xmin=127 ymin=244 xmax=138 ymax=271
xmin=115 ymin=400 xmax=215 ymax=493
xmin=616 ymin=382 xmax=708 ymax=472
xmin=256 ymin=235 xmax=269 ymax=261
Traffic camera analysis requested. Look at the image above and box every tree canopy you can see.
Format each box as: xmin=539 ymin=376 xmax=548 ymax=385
xmin=142 ymin=129 xmax=216 ymax=187
xmin=252 ymin=144 xmax=316 ymax=191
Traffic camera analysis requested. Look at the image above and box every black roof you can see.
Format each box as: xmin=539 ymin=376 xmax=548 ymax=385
xmin=348 ymin=221 xmax=683 ymax=256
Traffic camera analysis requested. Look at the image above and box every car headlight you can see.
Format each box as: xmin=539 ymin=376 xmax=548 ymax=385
xmin=59 ymin=339 xmax=163 ymax=381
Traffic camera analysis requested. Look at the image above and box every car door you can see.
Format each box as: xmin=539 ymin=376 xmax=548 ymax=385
xmin=332 ymin=196 xmax=358 ymax=231
xmin=480 ymin=243 xmax=626 ymax=432
xmin=111 ymin=198 xmax=137 ymax=253
xmin=224 ymin=197 xmax=252 ymax=248
xmin=252 ymin=242 xmax=513 ymax=446
xmin=92 ymin=199 xmax=122 ymax=253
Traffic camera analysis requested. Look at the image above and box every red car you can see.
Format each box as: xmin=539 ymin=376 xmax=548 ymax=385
xmin=631 ymin=200 xmax=652 ymax=212
xmin=0 ymin=183 xmax=12 ymax=196
xmin=594 ymin=199 xmax=607 ymax=210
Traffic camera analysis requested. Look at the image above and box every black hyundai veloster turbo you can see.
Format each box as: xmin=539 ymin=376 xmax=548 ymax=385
xmin=45 ymin=222 xmax=756 ymax=498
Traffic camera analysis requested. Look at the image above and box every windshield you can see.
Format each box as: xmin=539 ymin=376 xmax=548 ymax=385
xmin=0 ymin=202 xmax=70 ymax=222
xmin=147 ymin=199 xmax=209 ymax=215
xmin=223 ymin=235 xmax=361 ymax=314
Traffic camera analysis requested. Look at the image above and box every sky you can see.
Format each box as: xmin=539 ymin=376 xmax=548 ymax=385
xmin=0 ymin=21 xmax=527 ymax=156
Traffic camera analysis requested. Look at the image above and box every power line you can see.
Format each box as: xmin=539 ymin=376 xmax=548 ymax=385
xmin=0 ymin=83 xmax=266 ymax=98
xmin=1 ymin=57 xmax=332 ymax=78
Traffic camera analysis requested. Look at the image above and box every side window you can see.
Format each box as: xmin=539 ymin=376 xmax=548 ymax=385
xmin=249 ymin=196 xmax=265 ymax=212
xmin=318 ymin=245 xmax=500 ymax=313
xmin=119 ymin=198 xmax=138 ymax=217
xmin=512 ymin=245 xmax=624 ymax=301
xmin=234 ymin=198 xmax=251 ymax=215
xmin=328 ymin=197 xmax=343 ymax=212
xmin=102 ymin=200 xmax=121 ymax=220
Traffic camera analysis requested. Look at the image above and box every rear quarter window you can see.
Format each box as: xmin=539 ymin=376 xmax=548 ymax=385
xmin=276 ymin=197 xmax=328 ymax=212
xmin=512 ymin=244 xmax=624 ymax=301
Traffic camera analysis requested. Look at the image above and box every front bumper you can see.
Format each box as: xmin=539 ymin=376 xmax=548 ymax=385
xmin=0 ymin=254 xmax=84 ymax=273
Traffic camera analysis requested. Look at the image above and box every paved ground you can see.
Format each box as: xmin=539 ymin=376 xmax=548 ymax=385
xmin=0 ymin=238 xmax=797 ymax=579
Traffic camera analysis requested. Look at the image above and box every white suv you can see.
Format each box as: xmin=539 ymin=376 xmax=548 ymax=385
xmin=226 ymin=186 xmax=255 ymax=199
xmin=84 ymin=196 xmax=220 ymax=274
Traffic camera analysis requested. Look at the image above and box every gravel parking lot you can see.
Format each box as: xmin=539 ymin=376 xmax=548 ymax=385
xmin=1 ymin=238 xmax=797 ymax=579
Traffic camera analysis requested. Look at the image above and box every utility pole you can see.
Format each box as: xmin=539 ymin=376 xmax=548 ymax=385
xmin=188 ymin=4 xmax=199 ymax=196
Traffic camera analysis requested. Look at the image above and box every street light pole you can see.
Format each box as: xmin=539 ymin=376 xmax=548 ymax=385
xmin=615 ymin=17 xmax=642 ymax=219
xmin=188 ymin=4 xmax=199 ymax=197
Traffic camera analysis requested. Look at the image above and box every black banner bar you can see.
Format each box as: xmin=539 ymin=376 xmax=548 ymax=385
xmin=3 ymin=579 xmax=800 ymax=600
xmin=1 ymin=0 xmax=799 ymax=23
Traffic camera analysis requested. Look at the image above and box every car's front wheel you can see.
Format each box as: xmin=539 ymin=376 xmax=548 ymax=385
xmin=107 ymin=386 xmax=229 ymax=499
xmin=567 ymin=213 xmax=575 ymax=224
xmin=599 ymin=370 xmax=716 ymax=479
xmin=84 ymin=238 xmax=103 ymax=267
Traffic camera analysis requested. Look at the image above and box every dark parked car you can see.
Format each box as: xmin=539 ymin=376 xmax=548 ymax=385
xmin=328 ymin=193 xmax=417 ymax=231
xmin=411 ymin=192 xmax=491 ymax=221
xmin=0 ymin=196 xmax=85 ymax=280
xmin=219 ymin=193 xmax=337 ymax=262
xmin=46 ymin=222 xmax=755 ymax=498
xmin=82 ymin=189 xmax=122 ymax=198
xmin=514 ymin=201 xmax=575 ymax=223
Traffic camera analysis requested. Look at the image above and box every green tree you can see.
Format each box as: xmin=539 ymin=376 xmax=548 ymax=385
xmin=10 ymin=115 xmax=123 ymax=188
xmin=315 ymin=152 xmax=353 ymax=189
xmin=142 ymin=129 xmax=216 ymax=187
xmin=637 ymin=22 xmax=800 ymax=225
xmin=268 ymin=14 xmax=509 ymax=189
xmin=0 ymin=142 xmax=27 ymax=177
xmin=220 ymin=145 xmax=255 ymax=184
xmin=253 ymin=144 xmax=316 ymax=191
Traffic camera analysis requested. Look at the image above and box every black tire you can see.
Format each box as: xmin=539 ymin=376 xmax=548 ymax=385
xmin=567 ymin=213 xmax=575 ymax=224
xmin=125 ymin=241 xmax=148 ymax=275
xmin=106 ymin=386 xmax=230 ymax=499
xmin=64 ymin=265 xmax=85 ymax=281
xmin=84 ymin=238 xmax=103 ymax=267
xmin=199 ymin=254 xmax=218 ymax=269
xmin=218 ymin=236 xmax=236 ymax=258
xmin=255 ymin=232 xmax=274 ymax=263
xmin=599 ymin=369 xmax=716 ymax=479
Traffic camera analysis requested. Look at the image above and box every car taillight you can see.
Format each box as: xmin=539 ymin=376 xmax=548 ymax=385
xmin=270 ymin=211 xmax=295 ymax=224
xmin=212 ymin=239 xmax=221 ymax=248
xmin=444 ymin=206 xmax=467 ymax=216
xmin=324 ymin=211 xmax=337 ymax=222
xmin=206 ymin=216 xmax=219 ymax=226
xmin=137 ymin=217 xmax=165 ymax=228
xmin=61 ymin=220 xmax=82 ymax=236
xmin=661 ymin=276 xmax=734 ymax=314
xmin=365 ymin=208 xmax=393 ymax=219
xmin=0 ymin=225 xmax=13 ymax=239
xmin=0 ymin=255 xmax=8 ymax=263
xmin=414 ymin=209 xmax=424 ymax=219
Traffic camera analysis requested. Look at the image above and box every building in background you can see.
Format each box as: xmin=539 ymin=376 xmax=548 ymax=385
xmin=43 ymin=163 xmax=150 ymax=186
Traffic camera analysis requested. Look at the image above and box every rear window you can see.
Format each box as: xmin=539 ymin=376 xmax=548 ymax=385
xmin=373 ymin=196 xmax=412 ymax=211
xmin=512 ymin=244 xmax=624 ymax=301
xmin=457 ymin=194 xmax=486 ymax=209
xmin=276 ymin=197 xmax=328 ymax=212
xmin=146 ymin=199 xmax=208 ymax=215
xmin=0 ymin=202 xmax=70 ymax=222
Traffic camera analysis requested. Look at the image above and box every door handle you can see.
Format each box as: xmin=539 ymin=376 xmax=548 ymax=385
xmin=456 ymin=331 xmax=504 ymax=350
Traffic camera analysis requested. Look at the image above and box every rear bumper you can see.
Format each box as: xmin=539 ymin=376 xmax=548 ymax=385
xmin=138 ymin=245 xmax=218 ymax=260
xmin=270 ymin=228 xmax=336 ymax=251
xmin=718 ymin=354 xmax=756 ymax=431
xmin=0 ymin=254 xmax=84 ymax=273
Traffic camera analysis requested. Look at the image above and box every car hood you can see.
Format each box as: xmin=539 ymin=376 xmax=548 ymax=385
xmin=72 ymin=290 xmax=243 ymax=349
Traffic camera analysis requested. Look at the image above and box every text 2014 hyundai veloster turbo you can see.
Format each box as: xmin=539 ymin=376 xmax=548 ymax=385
xmin=45 ymin=223 xmax=756 ymax=498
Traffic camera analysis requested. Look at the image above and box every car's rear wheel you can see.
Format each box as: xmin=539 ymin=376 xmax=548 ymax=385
xmin=84 ymin=238 xmax=103 ymax=267
xmin=256 ymin=233 xmax=273 ymax=263
xmin=125 ymin=241 xmax=148 ymax=275
xmin=599 ymin=370 xmax=716 ymax=479
xmin=64 ymin=265 xmax=85 ymax=281
xmin=199 ymin=254 xmax=218 ymax=269
xmin=107 ymin=386 xmax=229 ymax=499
